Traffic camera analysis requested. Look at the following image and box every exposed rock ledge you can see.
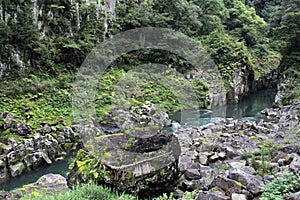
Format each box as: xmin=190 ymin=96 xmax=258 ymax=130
xmin=0 ymin=112 xmax=82 ymax=184
xmin=1 ymin=100 xmax=299 ymax=199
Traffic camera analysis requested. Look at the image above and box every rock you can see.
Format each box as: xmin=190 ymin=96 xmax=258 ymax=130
xmin=213 ymin=176 xmax=242 ymax=196
xmin=289 ymin=155 xmax=300 ymax=172
xmin=0 ymin=191 xmax=13 ymax=200
xmin=284 ymin=191 xmax=300 ymax=200
xmin=229 ymin=161 xmax=246 ymax=169
xmin=35 ymin=173 xmax=67 ymax=186
xmin=67 ymin=126 xmax=181 ymax=197
xmin=196 ymin=191 xmax=230 ymax=200
xmin=232 ymin=193 xmax=248 ymax=200
xmin=13 ymin=122 xmax=32 ymax=136
xmin=9 ymin=162 xmax=25 ymax=177
xmin=199 ymin=154 xmax=209 ymax=165
xmin=1 ymin=174 xmax=68 ymax=199
xmin=42 ymin=152 xmax=52 ymax=164
xmin=113 ymin=102 xmax=172 ymax=131
xmin=0 ymin=159 xmax=9 ymax=183
xmin=209 ymin=153 xmax=219 ymax=162
xmin=57 ymin=134 xmax=65 ymax=144
xmin=3 ymin=145 xmax=13 ymax=154
xmin=182 ymin=165 xmax=215 ymax=190
xmin=281 ymin=146 xmax=300 ymax=155
xmin=228 ymin=168 xmax=264 ymax=196
xmin=178 ymin=151 xmax=198 ymax=172
xmin=2 ymin=112 xmax=31 ymax=135
xmin=271 ymin=151 xmax=289 ymax=162
xmin=24 ymin=138 xmax=34 ymax=152
xmin=173 ymin=189 xmax=184 ymax=199
xmin=2 ymin=112 xmax=14 ymax=129
xmin=7 ymin=151 xmax=17 ymax=164
xmin=263 ymin=175 xmax=275 ymax=182
xmin=218 ymin=152 xmax=226 ymax=159
xmin=238 ymin=166 xmax=256 ymax=175
xmin=184 ymin=169 xmax=201 ymax=180
xmin=225 ymin=146 xmax=240 ymax=158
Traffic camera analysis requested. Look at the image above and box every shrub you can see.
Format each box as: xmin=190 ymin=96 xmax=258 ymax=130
xmin=260 ymin=171 xmax=300 ymax=200
xmin=20 ymin=181 xmax=136 ymax=200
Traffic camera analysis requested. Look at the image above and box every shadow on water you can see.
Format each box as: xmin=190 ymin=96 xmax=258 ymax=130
xmin=169 ymin=89 xmax=277 ymax=129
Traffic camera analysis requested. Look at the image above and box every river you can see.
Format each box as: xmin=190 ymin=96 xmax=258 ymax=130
xmin=0 ymin=89 xmax=277 ymax=191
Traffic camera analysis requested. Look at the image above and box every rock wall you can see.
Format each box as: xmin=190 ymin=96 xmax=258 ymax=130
xmin=0 ymin=112 xmax=81 ymax=184
xmin=0 ymin=0 xmax=117 ymax=78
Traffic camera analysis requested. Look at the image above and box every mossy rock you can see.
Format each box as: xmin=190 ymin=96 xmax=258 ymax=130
xmin=67 ymin=127 xmax=181 ymax=198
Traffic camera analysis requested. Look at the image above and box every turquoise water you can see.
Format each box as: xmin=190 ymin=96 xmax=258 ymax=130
xmin=168 ymin=89 xmax=277 ymax=129
xmin=0 ymin=89 xmax=276 ymax=191
xmin=0 ymin=156 xmax=74 ymax=191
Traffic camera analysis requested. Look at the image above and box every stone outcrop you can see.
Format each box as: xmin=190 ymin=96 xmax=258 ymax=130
xmin=67 ymin=126 xmax=180 ymax=198
xmin=112 ymin=101 xmax=172 ymax=131
xmin=0 ymin=112 xmax=81 ymax=184
xmin=2 ymin=100 xmax=299 ymax=199
xmin=0 ymin=173 xmax=68 ymax=200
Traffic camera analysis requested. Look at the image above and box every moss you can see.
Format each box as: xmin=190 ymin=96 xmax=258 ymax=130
xmin=250 ymin=136 xmax=260 ymax=141
xmin=235 ymin=181 xmax=243 ymax=187
xmin=0 ymin=118 xmax=4 ymax=129
xmin=64 ymin=143 xmax=73 ymax=152
xmin=1 ymin=128 xmax=25 ymax=142
xmin=0 ymin=143 xmax=7 ymax=149
xmin=102 ymin=152 xmax=112 ymax=159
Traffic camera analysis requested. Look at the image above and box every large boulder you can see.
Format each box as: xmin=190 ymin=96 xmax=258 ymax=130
xmin=67 ymin=126 xmax=180 ymax=198
xmin=228 ymin=168 xmax=264 ymax=196
xmin=0 ymin=174 xmax=68 ymax=200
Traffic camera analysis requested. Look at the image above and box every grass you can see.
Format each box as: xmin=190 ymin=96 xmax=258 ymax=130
xmin=0 ymin=74 xmax=73 ymax=129
xmin=241 ymin=146 xmax=274 ymax=176
xmin=20 ymin=181 xmax=198 ymax=200
xmin=20 ymin=181 xmax=136 ymax=200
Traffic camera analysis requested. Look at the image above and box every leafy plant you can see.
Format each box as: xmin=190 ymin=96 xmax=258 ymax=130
xmin=20 ymin=181 xmax=136 ymax=200
xmin=260 ymin=171 xmax=300 ymax=200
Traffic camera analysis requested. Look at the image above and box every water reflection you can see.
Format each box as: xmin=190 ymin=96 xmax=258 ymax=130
xmin=170 ymin=89 xmax=277 ymax=128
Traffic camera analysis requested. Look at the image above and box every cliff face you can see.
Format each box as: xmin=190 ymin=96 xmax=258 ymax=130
xmin=0 ymin=0 xmax=117 ymax=78
xmin=0 ymin=0 xmax=281 ymax=106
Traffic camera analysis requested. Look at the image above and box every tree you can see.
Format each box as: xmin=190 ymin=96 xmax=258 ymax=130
xmin=202 ymin=30 xmax=253 ymax=79
xmin=225 ymin=0 xmax=267 ymax=46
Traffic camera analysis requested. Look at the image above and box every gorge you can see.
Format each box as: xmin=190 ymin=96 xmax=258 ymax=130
xmin=0 ymin=0 xmax=299 ymax=199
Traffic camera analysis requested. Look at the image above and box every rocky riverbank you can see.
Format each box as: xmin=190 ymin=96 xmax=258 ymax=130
xmin=173 ymin=99 xmax=300 ymax=199
xmin=1 ymin=100 xmax=299 ymax=199
xmin=0 ymin=112 xmax=82 ymax=184
xmin=65 ymin=100 xmax=299 ymax=199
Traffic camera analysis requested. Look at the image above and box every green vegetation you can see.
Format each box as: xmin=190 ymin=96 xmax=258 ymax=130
xmin=202 ymin=30 xmax=253 ymax=79
xmin=20 ymin=181 xmax=136 ymax=200
xmin=20 ymin=181 xmax=198 ymax=200
xmin=0 ymin=75 xmax=73 ymax=129
xmin=241 ymin=140 xmax=282 ymax=176
xmin=253 ymin=147 xmax=273 ymax=176
xmin=260 ymin=171 xmax=300 ymax=200
xmin=0 ymin=0 xmax=299 ymax=198
xmin=0 ymin=0 xmax=299 ymax=129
